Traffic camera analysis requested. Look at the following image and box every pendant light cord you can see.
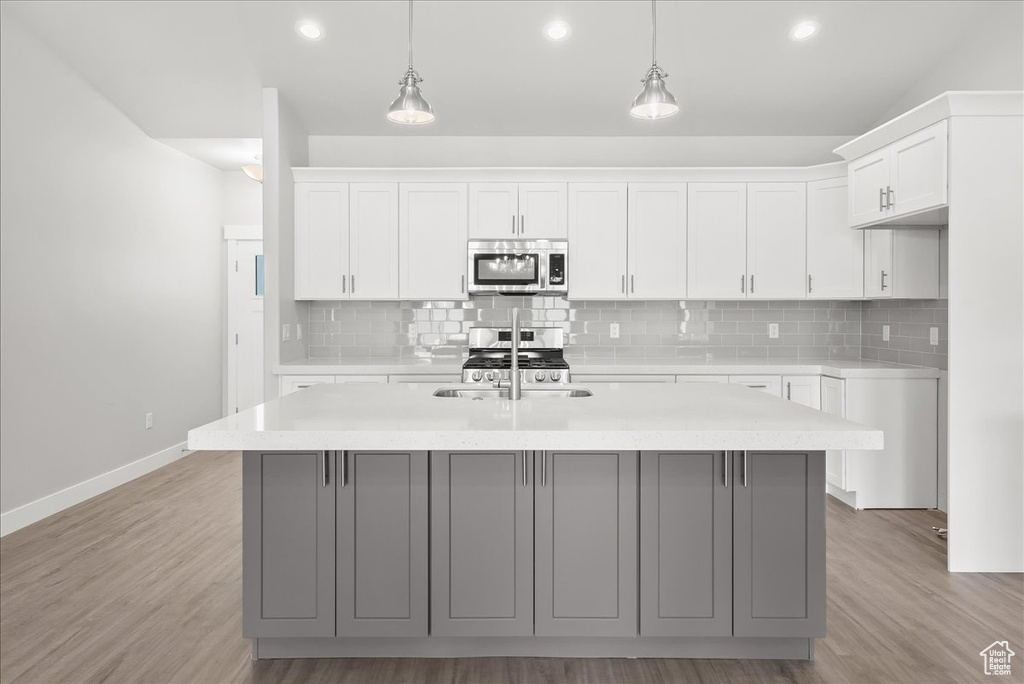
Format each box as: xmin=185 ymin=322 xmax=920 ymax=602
xmin=408 ymin=0 xmax=414 ymax=69
xmin=651 ymin=0 xmax=657 ymax=67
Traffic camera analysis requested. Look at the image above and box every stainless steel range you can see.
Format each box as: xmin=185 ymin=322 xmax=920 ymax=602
xmin=462 ymin=326 xmax=570 ymax=385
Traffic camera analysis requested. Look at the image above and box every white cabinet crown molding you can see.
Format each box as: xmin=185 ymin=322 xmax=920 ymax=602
xmin=833 ymin=90 xmax=1023 ymax=161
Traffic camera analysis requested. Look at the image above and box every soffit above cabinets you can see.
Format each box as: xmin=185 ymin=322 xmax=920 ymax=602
xmin=3 ymin=0 xmax=1017 ymax=139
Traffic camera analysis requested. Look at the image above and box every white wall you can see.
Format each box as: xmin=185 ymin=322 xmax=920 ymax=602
xmin=308 ymin=135 xmax=854 ymax=168
xmin=262 ymin=89 xmax=308 ymax=396
xmin=875 ymin=3 xmax=1024 ymax=124
xmin=947 ymin=115 xmax=1024 ymax=572
xmin=0 ymin=15 xmax=225 ymax=528
xmin=223 ymin=170 xmax=263 ymax=226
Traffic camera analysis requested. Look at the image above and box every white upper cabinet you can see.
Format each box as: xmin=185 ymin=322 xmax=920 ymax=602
xmin=627 ymin=183 xmax=687 ymax=299
xmin=349 ymin=183 xmax=399 ymax=299
xmin=848 ymin=120 xmax=948 ymax=228
xmin=864 ymin=228 xmax=939 ymax=299
xmin=687 ymin=183 xmax=747 ymax=299
xmin=518 ymin=183 xmax=567 ymax=238
xmin=568 ymin=183 xmax=628 ymax=299
xmin=468 ymin=183 xmax=518 ymax=239
xmin=400 ymin=183 xmax=469 ymax=300
xmin=890 ymin=120 xmax=948 ymax=218
xmin=469 ymin=182 xmax=567 ymax=239
xmin=295 ymin=182 xmax=350 ymax=300
xmin=807 ymin=178 xmax=863 ymax=299
xmin=746 ymin=183 xmax=806 ymax=299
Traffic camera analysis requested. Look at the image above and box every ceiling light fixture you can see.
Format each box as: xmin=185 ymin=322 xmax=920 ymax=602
xmin=387 ymin=0 xmax=435 ymax=125
xmin=789 ymin=21 xmax=820 ymax=41
xmin=543 ymin=20 xmax=571 ymax=41
xmin=241 ymin=165 xmax=263 ymax=183
xmin=630 ymin=0 xmax=678 ymax=120
xmin=295 ymin=20 xmax=325 ymax=41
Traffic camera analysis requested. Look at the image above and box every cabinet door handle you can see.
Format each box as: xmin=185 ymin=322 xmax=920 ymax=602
xmin=342 ymin=275 xmax=346 ymax=294
xmin=461 ymin=275 xmax=465 ymax=293
xmin=881 ymin=270 xmax=888 ymax=291
xmin=750 ymin=274 xmax=755 ymax=294
xmin=741 ymin=275 xmax=745 ymax=293
xmin=808 ymin=274 xmax=812 ymax=294
xmin=622 ymin=275 xmax=626 ymax=294
xmin=887 ymin=186 xmax=894 ymax=209
xmin=787 ymin=381 xmax=792 ymax=400
xmin=351 ymin=274 xmax=355 ymax=294
xmin=747 ymin=384 xmax=768 ymax=388
xmin=879 ymin=188 xmax=885 ymax=212
xmin=742 ymin=451 xmax=748 ymax=488
xmin=723 ymin=452 xmax=729 ymax=489
xmin=512 ymin=214 xmax=516 ymax=235
xmin=631 ymin=275 xmax=635 ymax=293
xmin=520 ymin=214 xmax=525 ymax=234
xmin=523 ymin=452 xmax=528 ymax=487
xmin=341 ymin=451 xmax=348 ymax=487
xmin=542 ymin=451 xmax=547 ymax=487
xmin=322 ymin=451 xmax=329 ymax=487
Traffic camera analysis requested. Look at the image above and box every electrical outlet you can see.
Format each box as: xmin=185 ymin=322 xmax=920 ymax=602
xmin=609 ymin=323 xmax=620 ymax=339
xmin=768 ymin=323 xmax=779 ymax=339
xmin=882 ymin=324 xmax=890 ymax=342
xmin=296 ymin=324 xmax=303 ymax=341
xmin=929 ymin=327 xmax=939 ymax=346
xmin=282 ymin=324 xmax=291 ymax=342
xmin=145 ymin=412 xmax=153 ymax=430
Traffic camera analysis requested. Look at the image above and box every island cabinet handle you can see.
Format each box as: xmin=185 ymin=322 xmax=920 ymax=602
xmin=322 ymin=451 xmax=329 ymax=487
xmin=523 ymin=452 xmax=528 ymax=487
xmin=742 ymin=451 xmax=748 ymax=488
xmin=342 ymin=452 xmax=348 ymax=487
xmin=542 ymin=451 xmax=547 ymax=487
xmin=723 ymin=452 xmax=728 ymax=489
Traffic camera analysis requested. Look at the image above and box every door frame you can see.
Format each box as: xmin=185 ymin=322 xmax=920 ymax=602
xmin=225 ymin=225 xmax=263 ymax=417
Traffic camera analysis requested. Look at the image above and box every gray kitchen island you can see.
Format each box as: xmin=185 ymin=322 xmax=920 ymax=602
xmin=187 ymin=382 xmax=882 ymax=661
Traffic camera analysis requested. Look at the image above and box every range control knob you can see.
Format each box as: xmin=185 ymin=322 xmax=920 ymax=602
xmin=535 ymin=371 xmax=547 ymax=382
xmin=484 ymin=371 xmax=494 ymax=382
xmin=471 ymin=370 xmax=483 ymax=382
xmin=550 ymin=371 xmax=562 ymax=382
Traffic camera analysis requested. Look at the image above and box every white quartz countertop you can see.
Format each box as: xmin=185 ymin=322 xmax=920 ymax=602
xmin=188 ymin=382 xmax=884 ymax=452
xmin=274 ymin=357 xmax=941 ymax=379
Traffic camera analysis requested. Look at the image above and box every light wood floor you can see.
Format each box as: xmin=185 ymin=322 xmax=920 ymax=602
xmin=1 ymin=450 xmax=1021 ymax=684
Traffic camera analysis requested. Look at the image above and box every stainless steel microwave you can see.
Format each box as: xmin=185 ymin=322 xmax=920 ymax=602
xmin=467 ymin=239 xmax=568 ymax=295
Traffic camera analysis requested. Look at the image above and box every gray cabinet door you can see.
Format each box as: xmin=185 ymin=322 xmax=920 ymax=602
xmin=733 ymin=451 xmax=826 ymax=637
xmin=337 ymin=451 xmax=428 ymax=637
xmin=535 ymin=450 xmax=638 ymax=637
xmin=242 ymin=451 xmax=335 ymax=638
xmin=431 ymin=451 xmax=533 ymax=636
xmin=640 ymin=451 xmax=732 ymax=637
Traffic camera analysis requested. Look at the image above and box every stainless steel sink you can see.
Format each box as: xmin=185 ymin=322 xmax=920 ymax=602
xmin=433 ymin=386 xmax=593 ymax=399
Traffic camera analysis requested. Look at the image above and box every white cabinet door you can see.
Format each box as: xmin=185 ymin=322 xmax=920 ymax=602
xmin=863 ymin=229 xmax=893 ymax=298
xmin=746 ymin=183 xmax=806 ymax=299
xmin=848 ymin=149 xmax=890 ymax=228
xmin=890 ymin=120 xmax=947 ymax=219
xmin=821 ymin=377 xmax=846 ymax=489
xmin=519 ymin=183 xmax=567 ymax=238
xmin=627 ymin=183 xmax=686 ymax=299
xmin=388 ymin=374 xmax=462 ymax=384
xmin=350 ymin=183 xmax=399 ymax=299
xmin=783 ymin=375 xmax=821 ymax=409
xmin=295 ymin=182 xmax=349 ymax=300
xmin=400 ymin=183 xmax=469 ymax=300
xmin=280 ymin=375 xmax=336 ymax=396
xmin=573 ymin=374 xmax=676 ymax=383
xmin=568 ymin=183 xmax=628 ymax=300
xmin=334 ymin=375 xmax=388 ymax=384
xmin=469 ymin=183 xmax=518 ymax=239
xmin=676 ymin=375 xmax=729 ymax=384
xmin=729 ymin=375 xmax=782 ymax=397
xmin=807 ymin=178 xmax=863 ymax=299
xmin=687 ymin=183 xmax=747 ymax=299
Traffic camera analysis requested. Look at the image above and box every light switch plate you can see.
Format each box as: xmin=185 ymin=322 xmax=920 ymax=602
xmin=882 ymin=324 xmax=890 ymax=342
xmin=296 ymin=324 xmax=303 ymax=341
xmin=929 ymin=327 xmax=939 ymax=346
xmin=769 ymin=323 xmax=779 ymax=339
xmin=145 ymin=412 xmax=153 ymax=430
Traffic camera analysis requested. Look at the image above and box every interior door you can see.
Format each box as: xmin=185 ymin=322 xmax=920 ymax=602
xmin=628 ymin=183 xmax=687 ymax=299
xmin=349 ymin=183 xmax=399 ymax=299
xmin=519 ymin=183 xmax=568 ymax=238
xmin=567 ymin=183 xmax=628 ymax=299
xmin=233 ymin=240 xmax=264 ymax=413
xmin=469 ymin=183 xmax=518 ymax=239
xmin=746 ymin=183 xmax=806 ymax=299
xmin=686 ymin=183 xmax=747 ymax=299
xmin=807 ymin=178 xmax=863 ymax=298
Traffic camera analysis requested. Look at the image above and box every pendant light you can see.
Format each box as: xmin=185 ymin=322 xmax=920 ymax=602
xmin=387 ymin=0 xmax=435 ymax=125
xmin=630 ymin=0 xmax=679 ymax=120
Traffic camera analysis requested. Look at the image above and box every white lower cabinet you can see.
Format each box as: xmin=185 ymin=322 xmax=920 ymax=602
xmin=573 ymin=374 xmax=676 ymax=384
xmin=676 ymin=375 xmax=729 ymax=384
xmin=280 ymin=375 xmax=336 ymax=396
xmin=388 ymin=374 xmax=461 ymax=384
xmin=821 ymin=377 xmax=847 ymax=490
xmin=783 ymin=376 xmax=821 ymax=409
xmin=729 ymin=375 xmax=782 ymax=397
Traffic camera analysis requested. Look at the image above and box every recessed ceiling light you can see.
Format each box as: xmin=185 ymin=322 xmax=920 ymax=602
xmin=295 ymin=20 xmax=325 ymax=41
xmin=543 ymin=20 xmax=572 ymax=41
xmin=789 ymin=21 xmax=820 ymax=41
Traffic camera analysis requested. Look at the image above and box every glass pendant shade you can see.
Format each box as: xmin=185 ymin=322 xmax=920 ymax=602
xmin=387 ymin=68 xmax=435 ymax=125
xmin=630 ymin=65 xmax=679 ymax=120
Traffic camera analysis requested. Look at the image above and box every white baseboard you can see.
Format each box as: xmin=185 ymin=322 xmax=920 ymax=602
xmin=826 ymin=483 xmax=859 ymax=509
xmin=0 ymin=441 xmax=192 ymax=537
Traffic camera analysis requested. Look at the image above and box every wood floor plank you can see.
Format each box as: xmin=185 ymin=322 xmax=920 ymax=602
xmin=2 ymin=450 xmax=1021 ymax=684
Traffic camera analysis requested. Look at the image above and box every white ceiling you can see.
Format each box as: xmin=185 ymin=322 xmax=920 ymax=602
xmin=2 ymin=1 xmax=1016 ymax=139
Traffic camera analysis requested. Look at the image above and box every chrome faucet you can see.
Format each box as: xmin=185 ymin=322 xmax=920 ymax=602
xmin=509 ymin=308 xmax=522 ymax=400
